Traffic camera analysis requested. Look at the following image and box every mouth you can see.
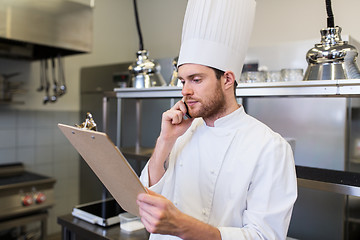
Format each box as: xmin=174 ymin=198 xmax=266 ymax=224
xmin=185 ymin=99 xmax=198 ymax=107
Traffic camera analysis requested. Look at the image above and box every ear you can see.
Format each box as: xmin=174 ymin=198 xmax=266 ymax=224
xmin=223 ymin=71 xmax=236 ymax=91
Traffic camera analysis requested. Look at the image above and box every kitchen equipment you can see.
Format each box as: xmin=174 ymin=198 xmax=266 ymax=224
xmin=128 ymin=50 xmax=166 ymax=88
xmin=0 ymin=0 xmax=93 ymax=60
xmin=303 ymin=27 xmax=360 ymax=80
xmin=0 ymin=162 xmax=56 ymax=239
xmin=37 ymin=61 xmax=45 ymax=92
xmin=119 ymin=212 xmax=144 ymax=232
xmin=43 ymin=60 xmax=50 ymax=104
xmin=240 ymin=71 xmax=265 ymax=83
xmin=128 ymin=0 xmax=166 ymax=88
xmin=281 ymin=69 xmax=303 ymax=82
xmin=264 ymin=71 xmax=281 ymax=82
xmin=72 ymin=198 xmax=124 ymax=227
xmin=0 ymin=72 xmax=21 ymax=101
xmin=50 ymin=58 xmax=58 ymax=102
xmin=303 ymin=0 xmax=360 ymax=80
xmin=57 ymin=55 xmax=67 ymax=96
xmin=169 ymin=56 xmax=182 ymax=87
xmin=38 ymin=57 xmax=66 ymax=104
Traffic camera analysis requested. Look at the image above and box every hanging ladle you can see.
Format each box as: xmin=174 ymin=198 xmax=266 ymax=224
xmin=57 ymin=55 xmax=66 ymax=96
xmin=43 ymin=59 xmax=50 ymax=104
xmin=50 ymin=57 xmax=58 ymax=102
xmin=37 ymin=60 xmax=45 ymax=92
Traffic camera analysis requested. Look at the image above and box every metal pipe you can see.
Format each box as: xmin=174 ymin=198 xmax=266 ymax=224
xmin=102 ymin=96 xmax=108 ymax=133
xmin=117 ymin=98 xmax=122 ymax=148
xmin=135 ymin=99 xmax=142 ymax=153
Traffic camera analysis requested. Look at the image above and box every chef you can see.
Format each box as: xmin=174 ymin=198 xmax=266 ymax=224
xmin=136 ymin=0 xmax=297 ymax=239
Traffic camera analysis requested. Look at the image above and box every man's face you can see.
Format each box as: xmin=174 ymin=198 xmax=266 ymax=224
xmin=178 ymin=64 xmax=226 ymax=119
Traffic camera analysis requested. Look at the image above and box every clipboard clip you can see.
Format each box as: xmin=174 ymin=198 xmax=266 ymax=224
xmin=75 ymin=112 xmax=97 ymax=131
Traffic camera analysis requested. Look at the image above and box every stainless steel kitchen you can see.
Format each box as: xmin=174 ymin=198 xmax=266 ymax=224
xmin=1 ymin=0 xmax=360 ymax=239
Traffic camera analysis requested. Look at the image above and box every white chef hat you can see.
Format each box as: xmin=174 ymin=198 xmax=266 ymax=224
xmin=177 ymin=0 xmax=256 ymax=82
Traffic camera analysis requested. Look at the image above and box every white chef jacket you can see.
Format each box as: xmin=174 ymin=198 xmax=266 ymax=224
xmin=140 ymin=106 xmax=297 ymax=240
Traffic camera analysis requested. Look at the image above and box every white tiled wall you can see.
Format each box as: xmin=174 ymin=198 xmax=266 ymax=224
xmin=0 ymin=108 xmax=80 ymax=235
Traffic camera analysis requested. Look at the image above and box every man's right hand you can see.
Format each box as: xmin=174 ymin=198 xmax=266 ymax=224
xmin=159 ymin=99 xmax=194 ymax=143
xmin=147 ymin=99 xmax=194 ymax=186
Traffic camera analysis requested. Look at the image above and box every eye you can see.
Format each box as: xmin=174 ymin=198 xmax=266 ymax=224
xmin=192 ymin=78 xmax=201 ymax=83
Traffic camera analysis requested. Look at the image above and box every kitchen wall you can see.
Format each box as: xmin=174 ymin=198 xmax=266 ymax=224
xmin=6 ymin=0 xmax=360 ymax=112
xmin=252 ymin=0 xmax=360 ymax=47
xmin=1 ymin=0 xmax=360 ymax=236
xmin=0 ymin=108 xmax=79 ymax=234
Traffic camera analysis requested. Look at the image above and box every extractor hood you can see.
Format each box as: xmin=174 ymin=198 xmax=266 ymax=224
xmin=0 ymin=0 xmax=93 ymax=60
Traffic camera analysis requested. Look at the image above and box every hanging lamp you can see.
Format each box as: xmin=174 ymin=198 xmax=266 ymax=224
xmin=128 ymin=0 xmax=166 ymax=88
xmin=303 ymin=0 xmax=360 ymax=80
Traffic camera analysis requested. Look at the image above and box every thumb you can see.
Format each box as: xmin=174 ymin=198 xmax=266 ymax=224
xmin=146 ymin=188 xmax=166 ymax=199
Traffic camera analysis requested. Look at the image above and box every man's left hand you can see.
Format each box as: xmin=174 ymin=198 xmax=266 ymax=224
xmin=137 ymin=189 xmax=221 ymax=240
xmin=137 ymin=189 xmax=183 ymax=236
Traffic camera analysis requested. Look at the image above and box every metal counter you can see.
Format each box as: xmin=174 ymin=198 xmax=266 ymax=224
xmin=58 ymin=214 xmax=149 ymax=240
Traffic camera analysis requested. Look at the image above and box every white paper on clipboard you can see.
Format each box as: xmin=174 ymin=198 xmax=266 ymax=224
xmin=58 ymin=123 xmax=147 ymax=217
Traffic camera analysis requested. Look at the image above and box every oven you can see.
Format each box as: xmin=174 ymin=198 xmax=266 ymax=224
xmin=0 ymin=162 xmax=56 ymax=240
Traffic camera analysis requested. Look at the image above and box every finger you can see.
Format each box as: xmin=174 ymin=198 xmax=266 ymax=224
xmin=171 ymin=112 xmax=183 ymax=124
xmin=179 ymin=99 xmax=188 ymax=116
xmin=140 ymin=214 xmax=156 ymax=233
xmin=138 ymin=204 xmax=159 ymax=233
xmin=172 ymin=100 xmax=188 ymax=116
xmin=146 ymin=189 xmax=166 ymax=199
xmin=138 ymin=201 xmax=158 ymax=221
xmin=137 ymin=192 xmax=163 ymax=206
xmin=164 ymin=110 xmax=183 ymax=125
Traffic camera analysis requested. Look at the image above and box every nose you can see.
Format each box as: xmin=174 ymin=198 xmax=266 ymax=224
xmin=181 ymin=82 xmax=193 ymax=96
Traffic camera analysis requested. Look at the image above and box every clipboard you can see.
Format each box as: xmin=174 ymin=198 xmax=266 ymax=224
xmin=58 ymin=123 xmax=147 ymax=217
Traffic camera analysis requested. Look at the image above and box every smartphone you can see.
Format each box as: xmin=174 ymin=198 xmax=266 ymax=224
xmin=184 ymin=102 xmax=192 ymax=119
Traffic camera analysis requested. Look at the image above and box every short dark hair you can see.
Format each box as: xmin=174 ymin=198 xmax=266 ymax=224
xmin=211 ymin=67 xmax=225 ymax=80
xmin=209 ymin=67 xmax=237 ymax=96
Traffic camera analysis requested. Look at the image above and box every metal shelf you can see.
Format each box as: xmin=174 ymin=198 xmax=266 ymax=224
xmin=296 ymin=166 xmax=360 ymax=197
xmin=113 ymin=79 xmax=360 ymax=98
xmin=120 ymin=147 xmax=153 ymax=162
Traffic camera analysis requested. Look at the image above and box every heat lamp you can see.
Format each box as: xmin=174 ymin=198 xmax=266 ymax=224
xmin=303 ymin=0 xmax=360 ymax=80
xmin=128 ymin=0 xmax=166 ymax=88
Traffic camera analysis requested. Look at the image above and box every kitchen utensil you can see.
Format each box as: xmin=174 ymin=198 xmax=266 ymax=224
xmin=281 ymin=69 xmax=303 ymax=82
xmin=240 ymin=71 xmax=265 ymax=83
xmin=43 ymin=59 xmax=50 ymax=104
xmin=50 ymin=58 xmax=58 ymax=102
xmin=37 ymin=61 xmax=45 ymax=92
xmin=57 ymin=55 xmax=67 ymax=96
xmin=264 ymin=71 xmax=281 ymax=82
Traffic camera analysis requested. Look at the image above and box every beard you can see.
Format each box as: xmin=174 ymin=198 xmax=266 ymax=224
xmin=188 ymin=84 xmax=226 ymax=119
